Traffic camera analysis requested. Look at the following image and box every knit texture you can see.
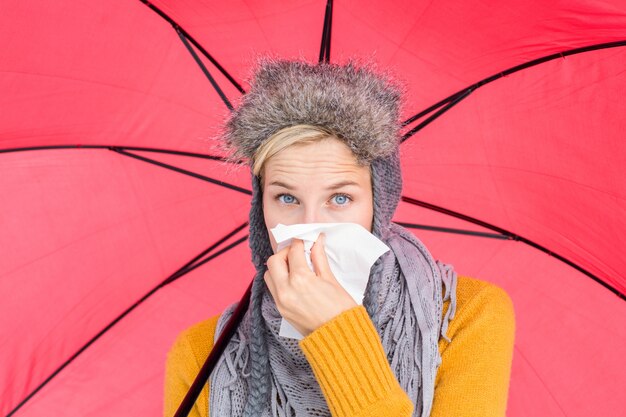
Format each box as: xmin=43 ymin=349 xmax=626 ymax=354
xmin=163 ymin=276 xmax=516 ymax=417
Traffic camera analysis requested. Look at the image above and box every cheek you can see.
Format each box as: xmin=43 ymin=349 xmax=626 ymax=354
xmin=334 ymin=198 xmax=373 ymax=231
xmin=355 ymin=189 xmax=374 ymax=232
xmin=358 ymin=199 xmax=374 ymax=232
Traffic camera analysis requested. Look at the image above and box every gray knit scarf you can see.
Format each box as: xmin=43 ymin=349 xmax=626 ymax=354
xmin=208 ymin=150 xmax=458 ymax=417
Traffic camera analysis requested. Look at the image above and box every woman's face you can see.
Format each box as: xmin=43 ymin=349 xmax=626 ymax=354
xmin=262 ymin=136 xmax=374 ymax=253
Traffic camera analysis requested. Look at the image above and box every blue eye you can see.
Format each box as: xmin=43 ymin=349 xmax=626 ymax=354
xmin=278 ymin=194 xmax=297 ymax=204
xmin=332 ymin=194 xmax=351 ymax=205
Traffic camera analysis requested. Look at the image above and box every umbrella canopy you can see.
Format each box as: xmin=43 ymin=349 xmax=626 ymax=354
xmin=1 ymin=1 xmax=625 ymax=416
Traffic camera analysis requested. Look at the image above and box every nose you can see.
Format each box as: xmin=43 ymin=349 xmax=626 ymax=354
xmin=302 ymin=206 xmax=324 ymax=224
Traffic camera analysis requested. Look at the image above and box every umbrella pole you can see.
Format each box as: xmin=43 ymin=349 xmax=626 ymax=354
xmin=174 ymin=278 xmax=254 ymax=417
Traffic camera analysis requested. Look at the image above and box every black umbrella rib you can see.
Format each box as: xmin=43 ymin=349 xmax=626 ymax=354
xmin=5 ymin=222 xmax=249 ymax=417
xmin=1 ymin=144 xmax=251 ymax=195
xmin=394 ymin=221 xmax=509 ymax=240
xmin=162 ymin=232 xmax=250 ymax=286
xmin=401 ymin=39 xmax=626 ymax=142
xmin=110 ymin=147 xmax=252 ymax=195
xmin=401 ymin=89 xmax=473 ymax=142
xmin=176 ymin=28 xmax=233 ymax=111
xmin=138 ymin=0 xmax=245 ymax=95
xmin=401 ymin=195 xmax=626 ymax=301
xmin=0 ymin=144 xmax=238 ymax=163
xmin=319 ymin=0 xmax=334 ymax=63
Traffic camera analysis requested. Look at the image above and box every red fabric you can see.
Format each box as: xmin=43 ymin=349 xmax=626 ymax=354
xmin=1 ymin=1 xmax=625 ymax=416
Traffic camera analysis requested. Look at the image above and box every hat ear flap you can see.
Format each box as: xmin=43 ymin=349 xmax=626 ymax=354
xmin=249 ymin=171 xmax=274 ymax=272
xmin=371 ymin=148 xmax=403 ymax=241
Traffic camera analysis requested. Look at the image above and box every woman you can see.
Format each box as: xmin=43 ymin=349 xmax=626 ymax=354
xmin=164 ymin=58 xmax=515 ymax=417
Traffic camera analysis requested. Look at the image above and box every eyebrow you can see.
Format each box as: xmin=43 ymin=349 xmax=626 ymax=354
xmin=268 ymin=180 xmax=360 ymax=190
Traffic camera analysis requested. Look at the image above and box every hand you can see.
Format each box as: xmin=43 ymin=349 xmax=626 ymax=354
xmin=263 ymin=234 xmax=358 ymax=337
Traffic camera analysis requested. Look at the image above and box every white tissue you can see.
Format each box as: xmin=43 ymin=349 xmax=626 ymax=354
xmin=269 ymin=222 xmax=390 ymax=340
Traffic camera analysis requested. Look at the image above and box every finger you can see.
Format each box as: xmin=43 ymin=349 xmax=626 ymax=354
xmin=273 ymin=244 xmax=290 ymax=263
xmin=310 ymin=233 xmax=333 ymax=279
xmin=287 ymin=238 xmax=310 ymax=274
xmin=269 ymin=245 xmax=290 ymax=266
xmin=266 ymin=247 xmax=290 ymax=288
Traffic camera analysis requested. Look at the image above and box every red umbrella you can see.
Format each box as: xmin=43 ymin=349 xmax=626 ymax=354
xmin=1 ymin=1 xmax=625 ymax=416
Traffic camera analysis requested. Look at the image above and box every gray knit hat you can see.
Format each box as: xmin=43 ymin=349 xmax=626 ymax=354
xmin=209 ymin=57 xmax=457 ymax=417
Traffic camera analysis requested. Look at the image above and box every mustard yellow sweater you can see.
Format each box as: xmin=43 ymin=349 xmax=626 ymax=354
xmin=164 ymin=275 xmax=515 ymax=417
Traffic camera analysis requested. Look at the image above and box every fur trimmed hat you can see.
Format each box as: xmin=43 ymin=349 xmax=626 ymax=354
xmin=222 ymin=57 xmax=405 ymax=165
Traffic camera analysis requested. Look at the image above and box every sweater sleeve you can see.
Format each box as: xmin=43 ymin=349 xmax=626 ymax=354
xmin=431 ymin=282 xmax=516 ymax=417
xmin=298 ymin=305 xmax=415 ymax=417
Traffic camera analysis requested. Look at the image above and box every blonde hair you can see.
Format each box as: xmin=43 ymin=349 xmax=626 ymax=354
xmin=252 ymin=124 xmax=337 ymax=178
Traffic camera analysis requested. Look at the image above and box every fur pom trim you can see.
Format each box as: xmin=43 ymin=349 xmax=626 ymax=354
xmin=222 ymin=57 xmax=405 ymax=164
